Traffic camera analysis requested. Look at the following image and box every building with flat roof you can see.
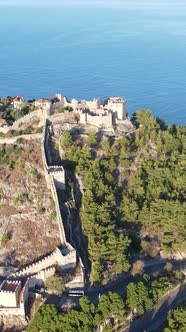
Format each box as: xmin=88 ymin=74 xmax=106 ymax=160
xmin=0 ymin=278 xmax=29 ymax=319
xmin=107 ymin=97 xmax=127 ymax=120
xmin=0 ymin=280 xmax=21 ymax=307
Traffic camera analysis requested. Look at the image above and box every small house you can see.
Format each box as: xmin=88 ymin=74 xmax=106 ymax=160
xmin=12 ymin=96 xmax=24 ymax=109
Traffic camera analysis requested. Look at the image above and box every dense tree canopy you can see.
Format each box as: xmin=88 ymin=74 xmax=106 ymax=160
xmin=26 ymin=293 xmax=125 ymax=332
xmin=61 ymin=110 xmax=186 ymax=283
xmin=164 ymin=302 xmax=186 ymax=332
xmin=126 ymin=273 xmax=182 ymax=316
xmin=27 ymin=274 xmax=183 ymax=331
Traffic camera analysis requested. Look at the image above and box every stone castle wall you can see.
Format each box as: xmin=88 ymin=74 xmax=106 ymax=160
xmin=49 ymin=177 xmax=67 ymax=244
xmin=41 ymin=122 xmax=51 ymax=187
xmin=107 ymin=99 xmax=127 ymax=120
xmin=28 ymin=267 xmax=55 ymax=288
xmin=65 ymin=258 xmax=85 ymax=290
xmin=0 ymin=110 xmax=42 ymax=134
xmin=0 ymin=306 xmax=26 ymax=318
xmin=41 ymin=120 xmax=66 ymax=244
xmin=49 ymin=166 xmax=65 ymax=190
xmin=80 ymin=112 xmax=113 ymax=128
xmin=13 ymin=247 xmax=76 ymax=278
xmin=0 ymin=279 xmax=29 ymax=319
xmin=0 ymin=133 xmax=42 ymax=145
xmin=14 ymin=249 xmax=60 ymax=277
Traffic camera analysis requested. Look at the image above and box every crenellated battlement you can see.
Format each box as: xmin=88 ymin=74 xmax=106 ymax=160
xmin=11 ymin=247 xmax=76 ymax=278
xmin=0 ymin=110 xmax=43 ymax=134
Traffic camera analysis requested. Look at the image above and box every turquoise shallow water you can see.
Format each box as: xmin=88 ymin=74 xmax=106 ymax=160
xmin=0 ymin=3 xmax=186 ymax=124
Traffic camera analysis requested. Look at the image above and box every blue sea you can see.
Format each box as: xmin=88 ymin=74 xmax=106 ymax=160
xmin=0 ymin=1 xmax=186 ymax=125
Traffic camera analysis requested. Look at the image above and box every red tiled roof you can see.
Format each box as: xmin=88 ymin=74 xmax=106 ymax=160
xmin=0 ymin=280 xmax=20 ymax=293
xmin=35 ymin=99 xmax=50 ymax=103
xmin=0 ymin=119 xmax=7 ymax=124
xmin=13 ymin=96 xmax=23 ymax=102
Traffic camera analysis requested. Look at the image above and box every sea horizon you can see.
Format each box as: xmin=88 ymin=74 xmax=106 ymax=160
xmin=0 ymin=2 xmax=186 ymax=124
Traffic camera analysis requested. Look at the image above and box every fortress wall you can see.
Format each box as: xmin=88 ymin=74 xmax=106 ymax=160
xmin=12 ymin=245 xmax=76 ymax=279
xmin=0 ymin=110 xmax=42 ymax=134
xmin=0 ymin=133 xmax=42 ymax=145
xmin=28 ymin=267 xmax=55 ymax=288
xmin=21 ymin=279 xmax=29 ymax=308
xmin=49 ymin=166 xmax=65 ymax=190
xmin=41 ymin=121 xmax=73 ymax=247
xmin=86 ymin=113 xmax=113 ymax=128
xmin=107 ymin=99 xmax=127 ymax=120
xmin=41 ymin=121 xmax=51 ymax=187
xmin=65 ymin=257 xmax=85 ymax=289
xmin=11 ymin=110 xmax=41 ymax=129
xmin=0 ymin=288 xmax=21 ymax=308
xmin=80 ymin=112 xmax=113 ymax=127
xmin=14 ymin=250 xmax=59 ymax=277
xmin=59 ymin=248 xmax=76 ymax=270
xmin=41 ymin=120 xmax=67 ymax=244
xmin=0 ymin=306 xmax=25 ymax=317
xmin=49 ymin=177 xmax=67 ymax=244
xmin=33 ymin=267 xmax=55 ymax=281
xmin=13 ymin=246 xmax=76 ymax=278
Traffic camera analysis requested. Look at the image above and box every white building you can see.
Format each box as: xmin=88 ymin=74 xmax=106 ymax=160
xmin=12 ymin=96 xmax=24 ymax=109
xmin=34 ymin=99 xmax=51 ymax=109
xmin=107 ymin=97 xmax=127 ymax=120
xmin=0 ymin=278 xmax=29 ymax=318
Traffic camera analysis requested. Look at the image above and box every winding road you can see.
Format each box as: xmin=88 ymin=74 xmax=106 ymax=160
xmin=45 ymin=259 xmax=186 ymax=332
xmin=122 ymin=283 xmax=186 ymax=332
xmin=84 ymin=258 xmax=186 ymax=303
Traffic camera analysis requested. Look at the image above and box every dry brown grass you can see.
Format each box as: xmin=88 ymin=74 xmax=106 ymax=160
xmin=0 ymin=139 xmax=61 ymax=272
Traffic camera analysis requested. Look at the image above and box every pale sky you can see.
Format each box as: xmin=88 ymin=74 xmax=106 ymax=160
xmin=0 ymin=0 xmax=183 ymax=5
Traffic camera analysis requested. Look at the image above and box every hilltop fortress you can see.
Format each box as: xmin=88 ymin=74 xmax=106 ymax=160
xmin=0 ymin=94 xmax=129 ymax=135
xmin=54 ymin=95 xmax=127 ymax=128
xmin=0 ymin=93 xmax=129 ymax=326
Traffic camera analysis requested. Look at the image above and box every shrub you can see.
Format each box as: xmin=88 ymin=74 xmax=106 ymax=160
xmin=38 ymin=202 xmax=45 ymax=214
xmin=44 ymin=275 xmax=65 ymax=294
xmin=30 ymin=168 xmax=40 ymax=180
xmin=22 ymin=126 xmax=33 ymax=134
xmin=13 ymin=192 xmax=30 ymax=205
xmin=16 ymin=137 xmax=25 ymax=144
xmin=1 ymin=234 xmax=10 ymax=245
xmin=55 ymin=108 xmax=64 ymax=113
xmin=50 ymin=211 xmax=56 ymax=221
xmin=131 ymin=260 xmax=144 ymax=276
xmin=141 ymin=239 xmax=160 ymax=257
xmin=164 ymin=262 xmax=173 ymax=272
xmin=36 ymin=126 xmax=43 ymax=133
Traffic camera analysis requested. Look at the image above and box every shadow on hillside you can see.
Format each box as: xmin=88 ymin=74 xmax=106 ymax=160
xmin=128 ymin=283 xmax=186 ymax=332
